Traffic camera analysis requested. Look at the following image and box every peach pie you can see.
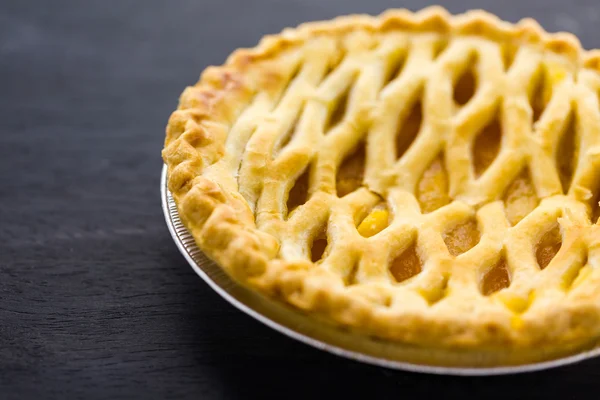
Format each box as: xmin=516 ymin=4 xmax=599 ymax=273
xmin=163 ymin=7 xmax=600 ymax=351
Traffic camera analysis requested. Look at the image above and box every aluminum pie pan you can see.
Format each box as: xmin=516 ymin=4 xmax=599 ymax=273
xmin=161 ymin=164 xmax=600 ymax=375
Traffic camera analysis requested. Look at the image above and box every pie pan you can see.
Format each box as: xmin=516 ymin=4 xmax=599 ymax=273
xmin=161 ymin=164 xmax=600 ymax=375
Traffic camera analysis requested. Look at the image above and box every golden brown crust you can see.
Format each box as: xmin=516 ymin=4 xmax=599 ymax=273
xmin=163 ymin=6 xmax=600 ymax=350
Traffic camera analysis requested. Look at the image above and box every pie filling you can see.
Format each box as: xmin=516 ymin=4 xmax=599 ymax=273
xmin=482 ymin=258 xmax=510 ymax=296
xmin=416 ymin=155 xmax=450 ymax=213
xmin=336 ymin=142 xmax=366 ymax=197
xmin=444 ymin=220 xmax=480 ymax=257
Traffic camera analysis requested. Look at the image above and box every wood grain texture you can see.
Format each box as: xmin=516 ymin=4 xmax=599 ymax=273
xmin=1 ymin=0 xmax=600 ymax=398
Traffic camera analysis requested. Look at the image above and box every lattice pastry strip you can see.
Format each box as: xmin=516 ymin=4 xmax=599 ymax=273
xmin=163 ymin=7 xmax=600 ymax=350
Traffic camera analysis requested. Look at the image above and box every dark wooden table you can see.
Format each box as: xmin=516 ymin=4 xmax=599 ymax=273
xmin=2 ymin=0 xmax=600 ymax=398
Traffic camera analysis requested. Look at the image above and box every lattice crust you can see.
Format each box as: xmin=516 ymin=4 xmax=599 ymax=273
xmin=163 ymin=6 xmax=600 ymax=349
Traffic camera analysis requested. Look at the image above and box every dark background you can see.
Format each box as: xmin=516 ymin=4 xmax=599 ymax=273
xmin=2 ymin=0 xmax=600 ymax=398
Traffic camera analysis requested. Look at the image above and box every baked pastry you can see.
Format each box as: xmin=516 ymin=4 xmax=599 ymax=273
xmin=163 ymin=6 xmax=600 ymax=352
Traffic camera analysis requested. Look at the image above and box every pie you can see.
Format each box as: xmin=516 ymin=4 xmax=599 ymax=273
xmin=162 ymin=6 xmax=600 ymax=352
